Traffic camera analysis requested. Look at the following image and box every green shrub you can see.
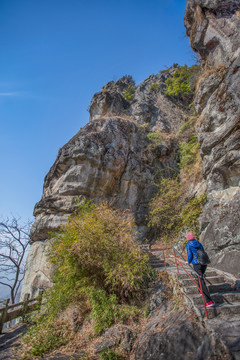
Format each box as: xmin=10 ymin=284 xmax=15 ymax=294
xmin=147 ymin=132 xmax=163 ymax=147
xmin=22 ymin=202 xmax=151 ymax=356
xmin=178 ymin=135 xmax=199 ymax=169
xmin=177 ymin=116 xmax=198 ymax=137
xmin=149 ymin=83 xmax=161 ymax=92
xmin=165 ymin=65 xmax=200 ymax=102
xmin=177 ymin=120 xmax=192 ymax=136
xmin=100 ymin=348 xmax=124 ymax=360
xmin=148 ymin=178 xmax=183 ymax=239
xmin=148 ymin=177 xmax=206 ymax=241
xmin=23 ymin=318 xmax=71 ymax=356
xmin=122 ymin=84 xmax=136 ymax=102
xmin=179 ymin=194 xmax=207 ymax=234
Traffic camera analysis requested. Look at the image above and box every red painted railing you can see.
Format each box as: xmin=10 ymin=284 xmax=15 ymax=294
xmin=149 ymin=247 xmax=209 ymax=319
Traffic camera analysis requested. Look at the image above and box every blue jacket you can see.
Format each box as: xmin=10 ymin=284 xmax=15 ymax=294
xmin=186 ymin=240 xmax=204 ymax=265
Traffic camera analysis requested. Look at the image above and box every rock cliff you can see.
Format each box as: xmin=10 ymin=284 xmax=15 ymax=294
xmin=22 ymin=0 xmax=240 ymax=299
xmin=18 ymin=1 xmax=240 ymax=359
xmin=184 ymin=0 xmax=240 ymax=276
xmin=23 ymin=71 xmax=187 ymax=297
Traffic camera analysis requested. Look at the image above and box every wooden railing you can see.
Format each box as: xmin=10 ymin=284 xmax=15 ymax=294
xmin=0 ymin=291 xmax=44 ymax=333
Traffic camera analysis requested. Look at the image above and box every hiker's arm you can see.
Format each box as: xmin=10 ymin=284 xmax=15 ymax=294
xmin=186 ymin=243 xmax=193 ymax=264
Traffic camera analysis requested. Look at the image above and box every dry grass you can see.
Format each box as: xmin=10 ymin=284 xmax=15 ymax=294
xmin=18 ymin=302 xmax=149 ymax=360
xmin=179 ymin=152 xmax=203 ymax=188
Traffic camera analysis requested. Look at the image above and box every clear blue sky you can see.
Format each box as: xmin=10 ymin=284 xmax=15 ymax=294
xmin=0 ymin=0 xmax=195 ymax=222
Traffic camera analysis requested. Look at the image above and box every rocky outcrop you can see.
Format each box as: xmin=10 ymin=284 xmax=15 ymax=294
xmin=22 ymin=71 xmax=187 ymax=297
xmin=31 ymin=117 xmax=162 ymax=242
xmin=91 ymin=280 xmax=232 ymax=360
xmin=184 ymin=0 xmax=240 ymax=276
xmin=134 ymin=305 xmax=231 ymax=360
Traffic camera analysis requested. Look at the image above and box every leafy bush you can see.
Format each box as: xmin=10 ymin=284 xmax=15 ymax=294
xmin=50 ymin=202 xmax=150 ymax=300
xmin=148 ymin=178 xmax=183 ymax=238
xmin=148 ymin=177 xmax=206 ymax=241
xmin=23 ymin=318 xmax=72 ymax=356
xmin=177 ymin=120 xmax=192 ymax=136
xmin=149 ymin=83 xmax=161 ymax=92
xmin=165 ymin=65 xmax=200 ymax=103
xmin=147 ymin=132 xmax=163 ymax=146
xmin=122 ymin=84 xmax=136 ymax=102
xmin=100 ymin=348 xmax=124 ymax=360
xmin=179 ymin=194 xmax=206 ymax=233
xmin=178 ymin=135 xmax=199 ymax=169
xmin=177 ymin=116 xmax=198 ymax=138
xmin=22 ymin=202 xmax=151 ymax=356
xmin=87 ymin=288 xmax=140 ymax=335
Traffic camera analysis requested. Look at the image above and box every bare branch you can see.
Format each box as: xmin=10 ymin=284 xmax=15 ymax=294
xmin=0 ymin=276 xmax=15 ymax=282
xmin=0 ymin=216 xmax=32 ymax=304
xmin=0 ymin=281 xmax=12 ymax=289
xmin=0 ymin=253 xmax=18 ymax=266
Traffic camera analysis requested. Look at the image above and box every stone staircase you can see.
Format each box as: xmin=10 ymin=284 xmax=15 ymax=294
xmin=141 ymin=245 xmax=240 ymax=358
xmin=149 ymin=250 xmax=240 ymax=359
xmin=176 ymin=268 xmax=240 ymax=320
xmin=176 ymin=267 xmax=240 ymax=359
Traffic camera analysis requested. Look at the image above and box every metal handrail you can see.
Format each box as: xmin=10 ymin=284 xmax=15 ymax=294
xmin=149 ymin=246 xmax=209 ymax=319
xmin=173 ymin=247 xmax=212 ymax=285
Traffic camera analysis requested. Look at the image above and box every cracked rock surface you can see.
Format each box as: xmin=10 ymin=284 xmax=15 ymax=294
xmin=185 ymin=0 xmax=240 ymax=276
xmin=22 ymin=71 xmax=186 ymax=297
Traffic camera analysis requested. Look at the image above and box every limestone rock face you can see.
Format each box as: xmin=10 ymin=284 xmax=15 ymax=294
xmin=20 ymin=240 xmax=53 ymax=300
xmin=134 ymin=282 xmax=232 ymax=360
xmin=185 ymin=0 xmax=240 ymax=276
xmin=31 ymin=117 xmax=163 ymax=242
xmin=22 ymin=71 xmax=186 ymax=297
xmin=89 ymin=77 xmax=132 ymax=122
xmin=89 ymin=72 xmax=187 ymax=132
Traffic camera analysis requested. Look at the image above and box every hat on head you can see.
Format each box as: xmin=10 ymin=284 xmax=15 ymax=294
xmin=186 ymin=233 xmax=195 ymax=241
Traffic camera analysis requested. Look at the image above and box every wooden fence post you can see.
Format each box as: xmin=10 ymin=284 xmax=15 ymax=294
xmin=0 ymin=298 xmax=10 ymax=334
xmin=23 ymin=293 xmax=30 ymax=311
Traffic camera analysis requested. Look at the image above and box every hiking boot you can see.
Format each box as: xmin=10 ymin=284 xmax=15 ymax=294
xmin=206 ymin=300 xmax=215 ymax=308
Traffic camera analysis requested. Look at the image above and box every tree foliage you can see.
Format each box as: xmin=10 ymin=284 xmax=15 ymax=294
xmin=148 ymin=177 xmax=206 ymax=242
xmin=22 ymin=202 xmax=151 ymax=356
xmin=122 ymin=84 xmax=136 ymax=102
xmin=49 ymin=202 xmax=150 ymax=302
xmin=178 ymin=135 xmax=200 ymax=169
xmin=165 ymin=65 xmax=200 ymax=103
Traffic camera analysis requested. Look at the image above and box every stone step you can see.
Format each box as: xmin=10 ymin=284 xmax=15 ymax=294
xmin=151 ymin=264 xmax=165 ymax=268
xmin=180 ymin=276 xmax=225 ymax=287
xmin=150 ymin=260 xmax=165 ymax=264
xmin=150 ymin=259 xmax=164 ymax=262
xmin=201 ymin=302 xmax=240 ymax=319
xmin=177 ymin=270 xmax=217 ymax=280
xmin=184 ymin=282 xmax=233 ymax=295
xmin=191 ymin=292 xmax=240 ymax=306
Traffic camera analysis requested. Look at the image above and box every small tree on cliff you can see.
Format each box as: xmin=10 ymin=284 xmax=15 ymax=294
xmin=0 ymin=217 xmax=32 ymax=304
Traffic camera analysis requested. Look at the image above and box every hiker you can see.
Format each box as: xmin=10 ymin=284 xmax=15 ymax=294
xmin=185 ymin=233 xmax=215 ymax=308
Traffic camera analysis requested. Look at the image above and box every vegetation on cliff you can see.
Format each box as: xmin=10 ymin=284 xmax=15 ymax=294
xmin=21 ymin=202 xmax=152 ymax=357
xmin=21 ymin=65 xmax=205 ymax=359
xmin=165 ymin=64 xmax=200 ymax=104
xmin=148 ymin=111 xmax=206 ymax=243
xmin=122 ymin=83 xmax=136 ymax=102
